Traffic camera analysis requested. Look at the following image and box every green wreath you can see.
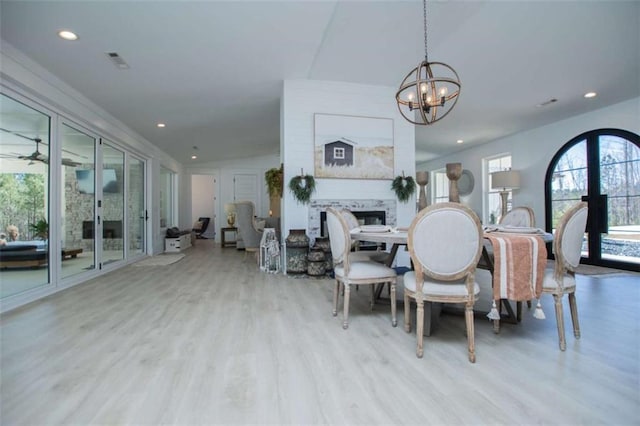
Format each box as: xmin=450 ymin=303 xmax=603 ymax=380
xmin=289 ymin=175 xmax=316 ymax=204
xmin=391 ymin=175 xmax=416 ymax=203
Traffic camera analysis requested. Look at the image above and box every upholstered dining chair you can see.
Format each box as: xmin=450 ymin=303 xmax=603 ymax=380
xmin=326 ymin=208 xmax=397 ymax=330
xmin=404 ymin=202 xmax=483 ymax=363
xmin=340 ymin=209 xmax=389 ymax=264
xmin=234 ymin=201 xmax=263 ymax=263
xmin=542 ymin=201 xmax=588 ymax=351
xmin=500 ymin=206 xmax=535 ymax=227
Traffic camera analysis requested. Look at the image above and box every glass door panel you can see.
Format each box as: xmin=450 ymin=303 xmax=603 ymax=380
xmin=550 ymin=140 xmax=588 ymax=257
xmin=0 ymin=93 xmax=51 ymax=298
xmin=128 ymin=156 xmax=145 ymax=256
xmin=61 ymin=123 xmax=96 ymax=279
xmin=599 ymin=135 xmax=640 ymax=265
xmin=101 ymin=142 xmax=124 ymax=265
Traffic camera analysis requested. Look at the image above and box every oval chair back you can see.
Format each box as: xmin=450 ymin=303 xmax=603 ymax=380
xmin=500 ymin=206 xmax=535 ymax=227
xmin=408 ymin=202 xmax=483 ymax=282
xmin=326 ymin=207 xmax=349 ymax=267
xmin=554 ymin=202 xmax=588 ymax=273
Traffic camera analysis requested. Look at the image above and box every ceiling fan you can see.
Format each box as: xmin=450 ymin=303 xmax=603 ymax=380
xmin=0 ymin=128 xmax=82 ymax=167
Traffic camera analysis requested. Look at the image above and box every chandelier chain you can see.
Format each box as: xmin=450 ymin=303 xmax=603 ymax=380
xmin=423 ymin=0 xmax=428 ymax=62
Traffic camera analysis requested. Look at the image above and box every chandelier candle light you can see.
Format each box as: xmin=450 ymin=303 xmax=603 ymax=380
xmin=396 ymin=0 xmax=461 ymax=125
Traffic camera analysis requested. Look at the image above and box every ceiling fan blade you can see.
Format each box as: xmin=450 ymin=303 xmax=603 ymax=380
xmin=62 ymin=158 xmax=81 ymax=167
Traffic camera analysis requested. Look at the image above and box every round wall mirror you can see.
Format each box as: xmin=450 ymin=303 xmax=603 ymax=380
xmin=458 ymin=169 xmax=475 ymax=196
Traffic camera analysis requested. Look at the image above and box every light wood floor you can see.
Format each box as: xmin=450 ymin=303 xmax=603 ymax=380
xmin=1 ymin=240 xmax=639 ymax=425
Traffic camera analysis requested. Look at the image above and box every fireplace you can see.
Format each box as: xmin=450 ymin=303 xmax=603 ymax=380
xmin=82 ymin=220 xmax=123 ymax=239
xmin=320 ymin=210 xmax=386 ymax=250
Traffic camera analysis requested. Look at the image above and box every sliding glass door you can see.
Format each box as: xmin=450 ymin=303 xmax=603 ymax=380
xmin=128 ymin=156 xmax=146 ymax=257
xmin=61 ymin=122 xmax=96 ymax=279
xmin=101 ymin=141 xmax=125 ymax=266
xmin=0 ymin=93 xmax=51 ymax=298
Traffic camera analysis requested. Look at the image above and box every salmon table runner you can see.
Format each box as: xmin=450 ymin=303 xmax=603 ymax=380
xmin=484 ymin=233 xmax=547 ymax=301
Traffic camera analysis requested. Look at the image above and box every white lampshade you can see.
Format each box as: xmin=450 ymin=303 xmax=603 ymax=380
xmin=224 ymin=203 xmax=236 ymax=214
xmin=491 ymin=170 xmax=520 ymax=190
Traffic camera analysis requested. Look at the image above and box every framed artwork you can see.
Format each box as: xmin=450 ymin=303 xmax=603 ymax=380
xmin=314 ymin=113 xmax=394 ymax=179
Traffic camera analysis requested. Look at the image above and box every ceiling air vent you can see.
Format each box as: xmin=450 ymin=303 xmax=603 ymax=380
xmin=106 ymin=52 xmax=130 ymax=70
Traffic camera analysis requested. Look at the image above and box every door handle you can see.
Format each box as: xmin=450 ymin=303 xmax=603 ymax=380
xmin=598 ymin=194 xmax=608 ymax=234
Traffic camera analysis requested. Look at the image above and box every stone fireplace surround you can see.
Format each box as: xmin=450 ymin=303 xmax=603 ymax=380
xmin=307 ymin=199 xmax=397 ymax=244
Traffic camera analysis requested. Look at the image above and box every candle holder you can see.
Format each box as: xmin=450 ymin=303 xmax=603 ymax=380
xmin=446 ymin=163 xmax=462 ymax=203
xmin=416 ymin=171 xmax=429 ymax=211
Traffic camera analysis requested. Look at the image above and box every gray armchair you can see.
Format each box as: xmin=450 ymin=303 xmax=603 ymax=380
xmin=234 ymin=201 xmax=263 ymax=259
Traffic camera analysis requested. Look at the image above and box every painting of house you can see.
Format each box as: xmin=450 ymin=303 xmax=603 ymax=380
xmin=314 ymin=114 xmax=394 ymax=179
xmin=323 ymin=138 xmax=355 ymax=167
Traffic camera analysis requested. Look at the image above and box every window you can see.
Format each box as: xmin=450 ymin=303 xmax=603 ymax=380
xmin=485 ymin=154 xmax=512 ymax=224
xmin=432 ymin=169 xmax=449 ymax=204
xmin=159 ymin=166 xmax=175 ymax=228
xmin=334 ymin=147 xmax=345 ymax=159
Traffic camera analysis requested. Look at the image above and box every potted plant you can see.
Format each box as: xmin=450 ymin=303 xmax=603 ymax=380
xmin=265 ymin=165 xmax=284 ymax=198
xmin=29 ymin=218 xmax=49 ymax=240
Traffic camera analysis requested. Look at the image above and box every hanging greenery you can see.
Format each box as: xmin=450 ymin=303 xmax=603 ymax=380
xmin=265 ymin=164 xmax=284 ymax=197
xmin=391 ymin=175 xmax=416 ymax=203
xmin=289 ymin=174 xmax=316 ymax=204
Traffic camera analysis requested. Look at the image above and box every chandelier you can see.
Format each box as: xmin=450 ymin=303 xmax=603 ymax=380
xmin=396 ymin=0 xmax=461 ymax=125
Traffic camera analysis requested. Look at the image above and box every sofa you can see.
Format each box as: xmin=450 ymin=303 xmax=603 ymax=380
xmin=0 ymin=242 xmax=47 ymax=269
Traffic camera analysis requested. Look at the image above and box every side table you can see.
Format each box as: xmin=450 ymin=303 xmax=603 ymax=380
xmin=221 ymin=227 xmax=237 ymax=248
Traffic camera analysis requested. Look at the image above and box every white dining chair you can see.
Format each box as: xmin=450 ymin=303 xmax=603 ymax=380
xmin=500 ymin=206 xmax=535 ymax=227
xmin=542 ymin=201 xmax=588 ymax=351
xmin=326 ymin=208 xmax=397 ymax=330
xmin=404 ymin=203 xmax=483 ymax=363
xmin=340 ymin=209 xmax=389 ymax=264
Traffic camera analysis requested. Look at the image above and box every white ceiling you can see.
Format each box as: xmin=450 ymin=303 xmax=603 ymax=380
xmin=1 ymin=1 xmax=638 ymax=164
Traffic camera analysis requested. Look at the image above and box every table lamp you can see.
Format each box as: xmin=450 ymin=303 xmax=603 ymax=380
xmin=491 ymin=170 xmax=520 ymax=219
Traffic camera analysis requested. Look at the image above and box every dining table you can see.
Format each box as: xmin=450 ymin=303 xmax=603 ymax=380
xmin=350 ymin=224 xmax=553 ymax=335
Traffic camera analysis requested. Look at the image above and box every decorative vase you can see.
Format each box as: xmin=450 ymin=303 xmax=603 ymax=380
xmin=307 ymin=248 xmax=326 ymax=277
xmin=416 ymin=171 xmax=429 ymax=211
xmin=446 ymin=163 xmax=462 ymax=203
xmin=313 ymin=237 xmax=333 ymax=271
xmin=285 ymin=229 xmax=309 ymax=274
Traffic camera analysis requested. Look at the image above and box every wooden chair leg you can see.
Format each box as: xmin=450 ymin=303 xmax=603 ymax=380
xmin=416 ymin=299 xmax=424 ymax=358
xmin=568 ymin=292 xmax=580 ymax=339
xmin=404 ymin=293 xmax=411 ymax=333
xmin=332 ymin=280 xmax=340 ymax=316
xmin=342 ymin=284 xmax=351 ymax=329
xmin=553 ymin=293 xmax=566 ymax=351
xmin=369 ymin=285 xmax=375 ymax=310
xmin=390 ymin=281 xmax=397 ymax=327
xmin=465 ymin=302 xmax=476 ymax=363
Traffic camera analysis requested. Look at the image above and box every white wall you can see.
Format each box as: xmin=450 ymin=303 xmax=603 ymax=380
xmin=420 ymin=98 xmax=640 ymax=227
xmin=281 ymin=80 xmax=416 ymax=265
xmin=185 ymin=154 xmax=280 ymax=241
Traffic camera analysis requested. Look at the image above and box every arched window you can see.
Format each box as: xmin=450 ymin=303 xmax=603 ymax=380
xmin=545 ymin=129 xmax=640 ymax=271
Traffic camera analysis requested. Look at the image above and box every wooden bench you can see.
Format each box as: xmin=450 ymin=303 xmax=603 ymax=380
xmin=62 ymin=248 xmax=83 ymax=260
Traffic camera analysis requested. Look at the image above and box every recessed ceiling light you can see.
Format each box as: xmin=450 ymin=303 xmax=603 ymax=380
xmin=157 ymin=123 xmax=166 ymax=128
xmin=58 ymin=30 xmax=78 ymax=41
xmin=191 ymin=155 xmax=197 ymax=160
xmin=584 ymin=92 xmax=597 ymax=98
xmin=456 ymin=139 xmax=464 ymax=144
